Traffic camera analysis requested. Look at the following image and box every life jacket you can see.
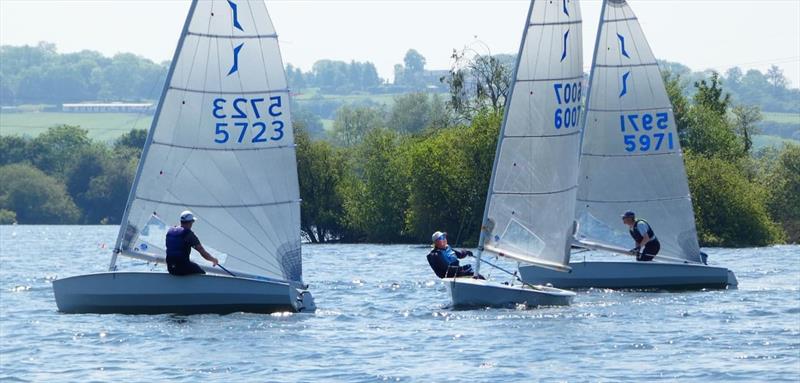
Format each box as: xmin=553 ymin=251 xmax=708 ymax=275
xmin=427 ymin=247 xmax=460 ymax=279
xmin=629 ymin=219 xmax=655 ymax=243
xmin=439 ymin=246 xmax=459 ymax=265
xmin=165 ymin=226 xmax=191 ymax=262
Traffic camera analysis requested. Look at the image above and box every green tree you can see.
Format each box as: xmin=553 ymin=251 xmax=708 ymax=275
xmin=342 ymin=128 xmax=410 ymax=242
xmin=764 ymin=144 xmax=800 ymax=242
xmin=693 ymin=72 xmax=731 ymax=116
xmin=0 ymin=135 xmax=30 ymax=166
xmin=0 ymin=209 xmax=16 ymax=224
xmin=0 ymin=164 xmax=80 ymax=224
xmin=29 ymin=125 xmax=91 ymax=179
xmin=731 ymin=105 xmax=762 ymax=155
xmin=388 ymin=93 xmax=434 ymax=134
xmin=66 ymin=144 xmax=108 ymax=220
xmin=295 ymin=125 xmax=350 ymax=242
xmin=683 ymin=105 xmax=743 ymax=161
xmin=80 ymin=149 xmax=137 ymax=224
xmin=662 ymin=72 xmax=691 ymax=142
xmin=765 ymin=65 xmax=788 ymax=90
xmin=685 ymin=153 xmax=783 ymax=246
xmin=443 ymin=51 xmax=512 ymax=121
xmin=114 ymin=128 xmax=148 ymax=154
xmin=405 ymin=109 xmax=501 ymax=245
xmin=398 ymin=49 xmax=426 ymax=87
xmin=330 ymin=105 xmax=385 ymax=147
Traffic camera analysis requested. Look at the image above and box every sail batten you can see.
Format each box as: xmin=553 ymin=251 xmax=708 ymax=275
xmin=576 ymin=0 xmax=701 ymax=263
xmin=187 ymin=32 xmax=278 ymax=39
xmin=478 ymin=0 xmax=583 ymax=271
xmin=168 ymin=86 xmax=289 ymax=94
xmin=114 ymin=0 xmax=304 ymax=283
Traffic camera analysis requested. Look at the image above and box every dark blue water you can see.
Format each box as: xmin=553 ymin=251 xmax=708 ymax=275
xmin=1 ymin=225 xmax=798 ymax=382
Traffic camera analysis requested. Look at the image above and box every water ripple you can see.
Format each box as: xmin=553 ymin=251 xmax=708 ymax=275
xmin=1 ymin=227 xmax=799 ymax=381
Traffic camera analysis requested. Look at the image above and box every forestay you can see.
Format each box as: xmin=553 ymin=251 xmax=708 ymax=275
xmin=113 ymin=0 xmax=304 ymax=283
xmin=480 ymin=0 xmax=583 ymax=272
xmin=575 ymin=0 xmax=701 ymax=263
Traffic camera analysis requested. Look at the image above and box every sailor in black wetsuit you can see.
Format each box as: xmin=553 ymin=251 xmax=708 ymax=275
xmin=426 ymin=231 xmax=483 ymax=279
xmin=165 ymin=210 xmax=219 ymax=275
xmin=621 ymin=210 xmax=660 ymax=262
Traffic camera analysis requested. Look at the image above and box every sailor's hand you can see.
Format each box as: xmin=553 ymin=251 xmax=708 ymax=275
xmin=211 ymin=257 xmax=219 ymax=266
xmin=464 ymin=250 xmax=474 ymax=258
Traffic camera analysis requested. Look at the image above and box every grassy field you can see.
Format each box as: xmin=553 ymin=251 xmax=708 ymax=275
xmin=763 ymin=112 xmax=800 ymax=124
xmin=0 ymin=112 xmax=153 ymax=142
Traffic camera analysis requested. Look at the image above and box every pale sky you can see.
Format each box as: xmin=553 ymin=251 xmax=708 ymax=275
xmin=2 ymin=0 xmax=799 ymax=87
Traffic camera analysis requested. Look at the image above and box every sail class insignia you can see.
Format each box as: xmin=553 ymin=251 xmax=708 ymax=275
xmin=619 ymin=71 xmax=630 ymax=98
xmin=227 ymin=0 xmax=244 ymax=31
xmin=228 ymin=43 xmax=244 ymax=76
xmin=227 ymin=0 xmax=244 ymax=76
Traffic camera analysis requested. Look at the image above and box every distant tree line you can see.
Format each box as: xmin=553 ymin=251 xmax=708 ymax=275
xmin=0 ymin=42 xmax=167 ymax=105
xmin=0 ymin=126 xmax=142 ymax=224
xmin=287 ymin=60 xmax=383 ymax=94
xmin=1 ymin=44 xmax=798 ymax=246
xmin=659 ymin=60 xmax=799 ymax=114
xmin=2 ymin=42 xmax=796 ymax=118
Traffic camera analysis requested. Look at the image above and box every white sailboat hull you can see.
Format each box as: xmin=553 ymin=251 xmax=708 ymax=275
xmin=53 ymin=272 xmax=315 ymax=314
xmin=518 ymin=261 xmax=738 ymax=290
xmin=446 ymin=277 xmax=575 ymax=309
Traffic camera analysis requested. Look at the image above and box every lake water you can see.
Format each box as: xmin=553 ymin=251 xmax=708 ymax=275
xmin=1 ymin=225 xmax=798 ymax=382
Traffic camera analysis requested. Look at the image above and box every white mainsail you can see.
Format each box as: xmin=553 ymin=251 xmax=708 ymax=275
xmin=576 ymin=0 xmax=701 ymax=263
xmin=113 ymin=0 xmax=303 ymax=283
xmin=479 ymin=0 xmax=583 ymax=272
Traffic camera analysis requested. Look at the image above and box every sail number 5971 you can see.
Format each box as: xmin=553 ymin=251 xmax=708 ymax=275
xmin=211 ymin=96 xmax=285 ymax=144
xmin=620 ymin=112 xmax=674 ymax=152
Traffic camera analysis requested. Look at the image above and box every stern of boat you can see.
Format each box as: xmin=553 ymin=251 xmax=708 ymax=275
xmin=726 ymin=269 xmax=739 ymax=288
xmin=290 ymin=283 xmax=316 ymax=313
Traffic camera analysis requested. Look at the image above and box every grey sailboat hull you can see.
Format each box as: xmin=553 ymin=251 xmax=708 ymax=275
xmin=446 ymin=277 xmax=575 ymax=309
xmin=518 ymin=261 xmax=737 ymax=290
xmin=53 ymin=272 xmax=315 ymax=314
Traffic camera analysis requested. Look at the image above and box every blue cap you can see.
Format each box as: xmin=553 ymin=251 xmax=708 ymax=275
xmin=621 ymin=210 xmax=635 ymax=218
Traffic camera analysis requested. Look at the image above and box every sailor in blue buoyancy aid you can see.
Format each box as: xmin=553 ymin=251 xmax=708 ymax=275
xmin=426 ymin=231 xmax=484 ymax=279
xmin=165 ymin=210 xmax=219 ymax=275
xmin=621 ymin=211 xmax=660 ymax=261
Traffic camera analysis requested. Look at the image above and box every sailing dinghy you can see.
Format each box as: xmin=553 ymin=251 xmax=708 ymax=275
xmin=447 ymin=0 xmax=583 ymax=309
xmin=519 ymin=0 xmax=737 ymax=290
xmin=53 ymin=0 xmax=316 ymax=314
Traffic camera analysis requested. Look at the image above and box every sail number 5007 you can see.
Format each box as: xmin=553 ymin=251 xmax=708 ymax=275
xmin=212 ymin=96 xmax=285 ymax=144
xmin=553 ymin=82 xmax=582 ymax=130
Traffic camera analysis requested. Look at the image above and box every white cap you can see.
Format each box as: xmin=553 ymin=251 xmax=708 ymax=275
xmin=180 ymin=210 xmax=197 ymax=222
xmin=431 ymin=231 xmax=446 ymax=242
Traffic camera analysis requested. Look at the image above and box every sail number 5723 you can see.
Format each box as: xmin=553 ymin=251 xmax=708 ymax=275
xmin=211 ymin=96 xmax=285 ymax=144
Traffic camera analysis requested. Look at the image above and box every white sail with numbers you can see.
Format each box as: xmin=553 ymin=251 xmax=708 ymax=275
xmin=114 ymin=0 xmax=303 ymax=282
xmin=478 ymin=0 xmax=583 ymax=272
xmin=575 ymin=0 xmax=701 ymax=263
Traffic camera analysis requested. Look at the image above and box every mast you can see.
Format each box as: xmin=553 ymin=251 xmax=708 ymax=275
xmin=576 ymin=0 xmax=609 ymax=157
xmin=475 ymin=0 xmax=537 ymax=276
xmin=109 ymin=0 xmax=200 ymax=271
